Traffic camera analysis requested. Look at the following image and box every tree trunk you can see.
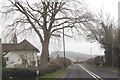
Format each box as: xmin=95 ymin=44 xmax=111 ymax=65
xmin=105 ymin=46 xmax=112 ymax=67
xmin=40 ymin=34 xmax=50 ymax=68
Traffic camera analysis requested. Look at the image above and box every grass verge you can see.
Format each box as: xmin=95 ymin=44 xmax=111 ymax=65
xmin=39 ymin=68 xmax=66 ymax=78
xmin=1 ymin=78 xmax=35 ymax=80
xmin=86 ymin=64 xmax=118 ymax=72
xmin=39 ymin=64 xmax=73 ymax=79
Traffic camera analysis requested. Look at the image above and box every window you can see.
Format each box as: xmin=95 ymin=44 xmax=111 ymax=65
xmin=6 ymin=57 xmax=9 ymax=61
xmin=18 ymin=59 xmax=20 ymax=61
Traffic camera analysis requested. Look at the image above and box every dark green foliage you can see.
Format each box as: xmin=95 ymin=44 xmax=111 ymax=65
xmin=94 ymin=56 xmax=104 ymax=66
xmin=2 ymin=64 xmax=62 ymax=79
xmin=86 ymin=56 xmax=105 ymax=66
xmin=86 ymin=58 xmax=94 ymax=65
xmin=86 ymin=20 xmax=119 ymax=67
xmin=56 ymin=57 xmax=72 ymax=66
xmin=2 ymin=56 xmax=6 ymax=68
xmin=39 ymin=64 xmax=62 ymax=76
xmin=2 ymin=68 xmax=36 ymax=79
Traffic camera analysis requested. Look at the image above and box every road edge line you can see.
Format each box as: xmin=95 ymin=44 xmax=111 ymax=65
xmin=79 ymin=64 xmax=103 ymax=80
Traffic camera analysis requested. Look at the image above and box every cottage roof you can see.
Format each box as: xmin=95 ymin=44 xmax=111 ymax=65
xmin=2 ymin=39 xmax=39 ymax=52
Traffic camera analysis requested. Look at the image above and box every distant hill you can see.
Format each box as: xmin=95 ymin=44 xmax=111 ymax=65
xmin=50 ymin=51 xmax=99 ymax=62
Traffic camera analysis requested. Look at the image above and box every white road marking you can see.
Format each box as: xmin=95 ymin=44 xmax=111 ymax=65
xmin=79 ymin=64 xmax=103 ymax=80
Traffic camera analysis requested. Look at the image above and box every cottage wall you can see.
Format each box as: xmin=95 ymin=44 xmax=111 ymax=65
xmin=4 ymin=51 xmax=38 ymax=68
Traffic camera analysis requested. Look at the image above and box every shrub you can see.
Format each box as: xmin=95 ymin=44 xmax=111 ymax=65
xmin=2 ymin=64 xmax=62 ymax=79
xmin=2 ymin=68 xmax=36 ymax=79
xmin=86 ymin=58 xmax=94 ymax=65
xmin=39 ymin=64 xmax=62 ymax=76
xmin=56 ymin=57 xmax=72 ymax=66
xmin=2 ymin=56 xmax=6 ymax=68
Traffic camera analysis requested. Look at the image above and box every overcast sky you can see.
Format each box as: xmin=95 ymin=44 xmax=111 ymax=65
xmin=56 ymin=0 xmax=119 ymax=55
xmin=0 ymin=0 xmax=119 ymax=55
xmin=54 ymin=0 xmax=119 ymax=55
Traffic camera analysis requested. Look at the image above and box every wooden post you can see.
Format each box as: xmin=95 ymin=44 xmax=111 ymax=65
xmin=36 ymin=55 xmax=39 ymax=80
xmin=36 ymin=67 xmax=39 ymax=80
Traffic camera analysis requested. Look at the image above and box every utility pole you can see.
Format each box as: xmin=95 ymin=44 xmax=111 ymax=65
xmin=91 ymin=48 xmax=92 ymax=55
xmin=63 ymin=27 xmax=66 ymax=70
xmin=118 ymin=1 xmax=120 ymax=72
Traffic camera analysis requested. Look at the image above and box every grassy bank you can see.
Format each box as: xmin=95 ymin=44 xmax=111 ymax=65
xmin=1 ymin=78 xmax=35 ymax=80
xmin=86 ymin=64 xmax=118 ymax=72
xmin=39 ymin=68 xmax=66 ymax=78
xmin=39 ymin=64 xmax=73 ymax=79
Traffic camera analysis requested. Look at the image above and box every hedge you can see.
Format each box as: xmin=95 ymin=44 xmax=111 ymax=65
xmin=2 ymin=68 xmax=36 ymax=79
xmin=39 ymin=64 xmax=62 ymax=76
xmin=2 ymin=64 xmax=62 ymax=79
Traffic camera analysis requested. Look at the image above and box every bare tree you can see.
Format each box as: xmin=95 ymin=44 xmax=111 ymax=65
xmin=85 ymin=11 xmax=117 ymax=67
xmin=1 ymin=0 xmax=94 ymax=67
xmin=112 ymin=28 xmax=119 ymax=67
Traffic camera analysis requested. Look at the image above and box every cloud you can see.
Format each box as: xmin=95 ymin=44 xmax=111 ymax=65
xmin=65 ymin=40 xmax=104 ymax=55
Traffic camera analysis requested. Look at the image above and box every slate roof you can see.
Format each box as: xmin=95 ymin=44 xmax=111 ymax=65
xmin=2 ymin=39 xmax=39 ymax=52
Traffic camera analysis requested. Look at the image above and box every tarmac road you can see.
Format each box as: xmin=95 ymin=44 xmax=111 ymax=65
xmin=64 ymin=64 xmax=119 ymax=80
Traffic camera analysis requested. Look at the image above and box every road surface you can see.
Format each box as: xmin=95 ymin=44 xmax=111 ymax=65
xmin=64 ymin=64 xmax=119 ymax=80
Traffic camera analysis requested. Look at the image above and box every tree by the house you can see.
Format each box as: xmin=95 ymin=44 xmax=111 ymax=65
xmin=2 ymin=0 xmax=94 ymax=67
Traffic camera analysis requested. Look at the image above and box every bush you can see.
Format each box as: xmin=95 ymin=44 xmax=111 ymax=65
xmin=2 ymin=68 xmax=36 ymax=79
xmin=2 ymin=64 xmax=62 ymax=79
xmin=2 ymin=56 xmax=6 ymax=68
xmin=86 ymin=58 xmax=94 ymax=65
xmin=39 ymin=64 xmax=62 ymax=76
xmin=56 ymin=57 xmax=72 ymax=66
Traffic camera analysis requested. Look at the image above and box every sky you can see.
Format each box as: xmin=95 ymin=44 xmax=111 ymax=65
xmin=57 ymin=0 xmax=119 ymax=55
xmin=0 ymin=0 xmax=120 ymax=55
xmin=57 ymin=0 xmax=120 ymax=55
xmin=85 ymin=0 xmax=119 ymax=18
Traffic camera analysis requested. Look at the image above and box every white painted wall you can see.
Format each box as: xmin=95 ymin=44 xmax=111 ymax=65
xmin=4 ymin=50 xmax=38 ymax=68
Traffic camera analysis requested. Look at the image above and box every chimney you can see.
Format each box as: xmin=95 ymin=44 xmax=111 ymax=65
xmin=13 ymin=33 xmax=17 ymax=44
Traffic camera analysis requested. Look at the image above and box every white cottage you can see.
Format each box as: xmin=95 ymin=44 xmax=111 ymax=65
xmin=2 ymin=34 xmax=40 ymax=68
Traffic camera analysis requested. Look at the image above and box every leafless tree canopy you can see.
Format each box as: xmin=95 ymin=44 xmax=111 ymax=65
xmin=2 ymin=0 xmax=94 ymax=39
xmin=1 ymin=0 xmax=95 ymax=67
